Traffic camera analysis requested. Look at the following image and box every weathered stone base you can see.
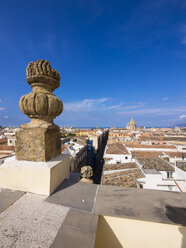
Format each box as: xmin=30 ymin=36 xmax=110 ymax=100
xmin=15 ymin=125 xmax=61 ymax=162
xmin=80 ymin=178 xmax=93 ymax=183
xmin=0 ymin=154 xmax=70 ymax=195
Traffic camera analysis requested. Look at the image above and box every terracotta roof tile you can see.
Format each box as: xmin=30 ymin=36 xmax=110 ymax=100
xmin=102 ymin=169 xmax=144 ymax=188
xmin=132 ymin=151 xmax=163 ymax=158
xmin=104 ymin=163 xmax=137 ymax=171
xmin=137 ymin=158 xmax=174 ymax=172
xmin=124 ymin=142 xmax=176 ymax=149
xmin=164 ymin=152 xmax=186 ymax=158
xmin=107 ymin=143 xmax=129 ymax=155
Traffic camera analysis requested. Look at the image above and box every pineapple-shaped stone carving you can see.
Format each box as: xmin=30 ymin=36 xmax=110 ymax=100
xmin=15 ymin=60 xmax=63 ymax=162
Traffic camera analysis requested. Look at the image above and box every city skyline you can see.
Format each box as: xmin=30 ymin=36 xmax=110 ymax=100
xmin=0 ymin=0 xmax=186 ymax=127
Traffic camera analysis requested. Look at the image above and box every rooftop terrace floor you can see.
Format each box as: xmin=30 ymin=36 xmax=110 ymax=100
xmin=1 ymin=173 xmax=186 ymax=247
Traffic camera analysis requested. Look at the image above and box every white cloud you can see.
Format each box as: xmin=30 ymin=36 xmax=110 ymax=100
xmin=179 ymin=114 xmax=186 ymax=119
xmin=99 ymin=98 xmax=109 ymax=103
xmin=107 ymin=104 xmax=123 ymax=110
xmin=0 ymin=99 xmax=2 ymax=103
xmin=121 ymin=103 xmax=145 ymax=111
xmin=118 ymin=106 xmax=186 ymax=116
xmin=64 ymin=98 xmax=109 ymax=112
xmin=107 ymin=102 xmax=145 ymax=111
xmin=162 ymin=97 xmax=169 ymax=101
xmin=63 ymin=97 xmax=186 ymax=126
xmin=64 ymin=99 xmax=144 ymax=113
xmin=4 ymin=115 xmax=8 ymax=119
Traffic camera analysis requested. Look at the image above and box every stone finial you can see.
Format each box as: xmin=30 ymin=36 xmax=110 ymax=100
xmin=19 ymin=60 xmax=63 ymax=126
xmin=26 ymin=60 xmax=60 ymax=80
xmin=80 ymin=166 xmax=93 ymax=183
xmin=26 ymin=59 xmax=60 ymax=90
xmin=15 ymin=60 xmax=63 ymax=162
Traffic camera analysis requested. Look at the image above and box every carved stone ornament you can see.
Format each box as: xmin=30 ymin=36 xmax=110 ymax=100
xmin=80 ymin=166 xmax=93 ymax=183
xmin=19 ymin=59 xmax=63 ymax=126
xmin=15 ymin=60 xmax=63 ymax=162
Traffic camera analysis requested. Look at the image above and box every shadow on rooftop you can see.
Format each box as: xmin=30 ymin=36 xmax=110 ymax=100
xmin=166 ymin=205 xmax=186 ymax=248
xmin=52 ymin=172 xmax=81 ymax=194
xmin=165 ymin=205 xmax=186 ymax=226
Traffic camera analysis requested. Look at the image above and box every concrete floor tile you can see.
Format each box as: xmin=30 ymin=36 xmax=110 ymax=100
xmin=46 ymin=173 xmax=98 ymax=212
xmin=51 ymin=225 xmax=96 ymax=248
xmin=0 ymin=188 xmax=24 ymax=214
xmin=0 ymin=193 xmax=69 ymax=247
xmin=64 ymin=208 xmax=98 ymax=233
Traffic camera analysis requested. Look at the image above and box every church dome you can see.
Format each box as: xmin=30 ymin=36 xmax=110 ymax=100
xmin=130 ymin=117 xmax=136 ymax=127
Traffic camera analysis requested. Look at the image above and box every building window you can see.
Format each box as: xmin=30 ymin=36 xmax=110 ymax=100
xmin=167 ymin=172 xmax=173 ymax=178
xmin=182 ymin=153 xmax=185 ymax=160
xmin=116 ymin=161 xmax=121 ymax=164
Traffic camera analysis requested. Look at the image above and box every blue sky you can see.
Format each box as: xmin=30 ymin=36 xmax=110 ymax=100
xmin=0 ymin=0 xmax=186 ymax=127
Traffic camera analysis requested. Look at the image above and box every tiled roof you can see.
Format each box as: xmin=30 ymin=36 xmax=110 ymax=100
xmin=124 ymin=142 xmax=176 ymax=149
xmin=106 ymin=143 xmax=129 ymax=155
xmin=137 ymin=158 xmax=174 ymax=172
xmin=139 ymin=136 xmax=151 ymax=141
xmin=0 ymin=138 xmax=7 ymax=144
xmin=164 ymin=152 xmax=186 ymax=158
xmin=132 ymin=151 xmax=163 ymax=158
xmin=101 ymin=162 xmax=144 ymax=188
xmin=0 ymin=145 xmax=15 ymax=151
xmin=164 ymin=137 xmax=186 ymax=141
xmin=102 ymin=169 xmax=144 ymax=188
xmin=103 ymin=163 xmax=137 ymax=171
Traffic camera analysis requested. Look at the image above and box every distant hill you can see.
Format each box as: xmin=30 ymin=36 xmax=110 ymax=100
xmin=174 ymin=123 xmax=186 ymax=128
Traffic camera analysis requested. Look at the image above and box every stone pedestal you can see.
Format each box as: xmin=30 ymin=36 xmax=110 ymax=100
xmin=0 ymin=154 xmax=70 ymax=195
xmin=16 ymin=125 xmax=61 ymax=162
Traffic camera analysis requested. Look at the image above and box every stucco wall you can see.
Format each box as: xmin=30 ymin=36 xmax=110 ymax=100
xmin=95 ymin=215 xmax=186 ymax=248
